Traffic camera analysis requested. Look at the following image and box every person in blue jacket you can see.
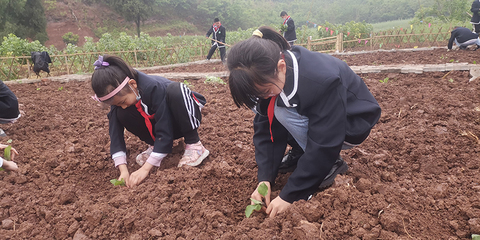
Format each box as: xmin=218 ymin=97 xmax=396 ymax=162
xmin=227 ymin=26 xmax=381 ymax=217
xmin=91 ymin=55 xmax=209 ymax=187
xmin=447 ymin=26 xmax=480 ymax=50
xmin=205 ymin=18 xmax=226 ymax=63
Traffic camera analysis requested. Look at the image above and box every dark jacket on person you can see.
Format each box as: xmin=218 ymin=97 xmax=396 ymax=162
xmin=282 ymin=17 xmax=297 ymax=42
xmin=206 ymin=25 xmax=226 ymax=47
xmin=448 ymin=27 xmax=479 ymax=49
xmin=0 ymin=80 xmax=20 ymax=120
xmin=108 ymin=71 xmax=206 ymax=156
xmin=472 ymin=0 xmax=480 ymax=24
xmin=31 ymin=51 xmax=52 ymax=75
xmin=253 ymin=46 xmax=381 ymax=203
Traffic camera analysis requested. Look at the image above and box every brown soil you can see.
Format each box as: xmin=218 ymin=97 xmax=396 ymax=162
xmin=1 ymin=49 xmax=480 ymax=239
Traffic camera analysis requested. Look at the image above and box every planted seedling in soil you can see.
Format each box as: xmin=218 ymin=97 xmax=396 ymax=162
xmin=245 ymin=182 xmax=268 ymax=218
xmin=110 ymin=178 xmax=126 ymax=186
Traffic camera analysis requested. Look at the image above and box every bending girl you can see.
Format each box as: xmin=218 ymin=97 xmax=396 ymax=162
xmin=91 ymin=55 xmax=209 ymax=187
xmin=227 ymin=26 xmax=381 ymax=217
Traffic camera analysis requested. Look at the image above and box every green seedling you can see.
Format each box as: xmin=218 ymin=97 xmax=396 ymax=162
xmin=448 ymin=78 xmax=454 ymax=83
xmin=245 ymin=182 xmax=268 ymax=218
xmin=183 ymin=80 xmax=193 ymax=88
xmin=379 ymin=77 xmax=389 ymax=83
xmin=204 ymin=76 xmax=225 ymax=85
xmin=449 ymin=59 xmax=455 ymax=63
xmin=473 ymin=234 xmax=480 ymax=240
xmin=58 ymin=86 xmax=64 ymax=91
xmin=474 ymin=60 xmax=477 ymax=64
xmin=110 ymin=178 xmax=126 ymax=186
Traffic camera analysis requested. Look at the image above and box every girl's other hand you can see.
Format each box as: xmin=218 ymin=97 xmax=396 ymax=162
xmin=128 ymin=163 xmax=153 ymax=187
xmin=2 ymin=160 xmax=18 ymax=171
xmin=266 ymin=196 xmax=291 ymax=218
xmin=251 ymin=181 xmax=271 ymax=207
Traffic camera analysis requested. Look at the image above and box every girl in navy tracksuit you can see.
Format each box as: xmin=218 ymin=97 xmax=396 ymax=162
xmin=227 ymin=26 xmax=381 ymax=217
xmin=91 ymin=55 xmax=209 ymax=187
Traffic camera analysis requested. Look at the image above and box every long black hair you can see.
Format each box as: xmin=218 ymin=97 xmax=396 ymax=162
xmin=91 ymin=54 xmax=139 ymax=99
xmin=227 ymin=26 xmax=291 ymax=109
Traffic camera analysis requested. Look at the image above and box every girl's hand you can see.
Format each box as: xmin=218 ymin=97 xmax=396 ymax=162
xmin=128 ymin=163 xmax=153 ymax=187
xmin=117 ymin=164 xmax=130 ymax=187
xmin=0 ymin=145 xmax=18 ymax=161
xmin=266 ymin=196 xmax=291 ymax=218
xmin=251 ymin=181 xmax=271 ymax=207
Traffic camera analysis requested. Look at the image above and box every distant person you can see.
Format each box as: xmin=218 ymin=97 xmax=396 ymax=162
xmin=227 ymin=26 xmax=381 ymax=217
xmin=280 ymin=11 xmax=297 ymax=46
xmin=447 ymin=26 xmax=480 ymax=51
xmin=0 ymin=80 xmax=21 ymax=137
xmin=471 ymin=0 xmax=480 ymax=34
xmin=0 ymin=143 xmax=18 ymax=171
xmin=31 ymin=51 xmax=52 ymax=78
xmin=205 ymin=18 xmax=226 ymax=63
xmin=91 ymin=55 xmax=209 ymax=187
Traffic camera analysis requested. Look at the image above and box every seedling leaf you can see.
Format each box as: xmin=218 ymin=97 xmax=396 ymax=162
xmin=473 ymin=234 xmax=480 ymax=240
xmin=4 ymin=146 xmax=11 ymax=161
xmin=245 ymin=203 xmax=262 ymax=218
xmin=110 ymin=178 xmax=126 ymax=186
xmin=250 ymin=198 xmax=263 ymax=205
xmin=258 ymin=182 xmax=268 ymax=197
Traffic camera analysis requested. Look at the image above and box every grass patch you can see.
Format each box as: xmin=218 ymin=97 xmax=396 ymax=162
xmin=371 ymin=18 xmax=414 ymax=31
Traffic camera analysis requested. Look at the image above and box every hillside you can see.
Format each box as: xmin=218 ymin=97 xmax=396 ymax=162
xmin=43 ymin=1 xmax=205 ymax=49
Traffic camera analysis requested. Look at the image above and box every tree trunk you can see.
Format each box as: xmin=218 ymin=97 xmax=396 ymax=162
xmin=136 ymin=14 xmax=141 ymax=38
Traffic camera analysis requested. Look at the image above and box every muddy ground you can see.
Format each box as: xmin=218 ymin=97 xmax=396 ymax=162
xmin=1 ymin=48 xmax=480 ymax=239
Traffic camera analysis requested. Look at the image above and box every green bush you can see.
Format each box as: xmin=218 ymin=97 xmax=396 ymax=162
xmin=62 ymin=32 xmax=79 ymax=46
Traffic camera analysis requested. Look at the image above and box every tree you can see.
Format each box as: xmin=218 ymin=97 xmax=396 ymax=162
xmin=107 ymin=0 xmax=157 ymax=38
xmin=0 ymin=0 xmax=48 ymax=44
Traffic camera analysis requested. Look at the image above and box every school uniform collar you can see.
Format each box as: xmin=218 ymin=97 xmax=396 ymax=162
xmin=278 ymin=49 xmax=299 ymax=107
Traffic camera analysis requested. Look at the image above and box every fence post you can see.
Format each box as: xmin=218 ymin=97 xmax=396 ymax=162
xmin=307 ymin=36 xmax=312 ymax=51
xmin=64 ymin=53 xmax=69 ymax=75
xmin=336 ymin=33 xmax=343 ymax=53
xmin=370 ymin=32 xmax=373 ymax=50
xmin=134 ymin=49 xmax=138 ymax=67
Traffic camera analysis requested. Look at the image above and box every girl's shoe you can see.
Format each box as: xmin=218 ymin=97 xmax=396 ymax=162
xmin=136 ymin=146 xmax=154 ymax=166
xmin=178 ymin=141 xmax=209 ymax=167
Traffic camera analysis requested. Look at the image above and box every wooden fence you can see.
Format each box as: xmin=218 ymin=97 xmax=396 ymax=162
xmin=0 ymin=28 xmax=453 ymax=81
xmin=298 ymin=27 xmax=452 ymax=53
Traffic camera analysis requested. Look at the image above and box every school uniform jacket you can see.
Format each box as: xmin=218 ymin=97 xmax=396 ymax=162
xmin=283 ymin=17 xmax=297 ymax=42
xmin=448 ymin=27 xmax=479 ymax=49
xmin=253 ymin=46 xmax=381 ymax=203
xmin=472 ymin=0 xmax=480 ymax=24
xmin=108 ymin=71 xmax=205 ymax=157
xmin=206 ymin=25 xmax=226 ymax=47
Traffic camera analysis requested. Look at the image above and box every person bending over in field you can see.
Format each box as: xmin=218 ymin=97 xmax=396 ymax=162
xmin=91 ymin=55 xmax=209 ymax=187
xmin=447 ymin=26 xmax=480 ymax=51
xmin=0 ymin=80 xmax=21 ymax=137
xmin=0 ymin=143 xmax=19 ymax=171
xmin=227 ymin=26 xmax=381 ymax=217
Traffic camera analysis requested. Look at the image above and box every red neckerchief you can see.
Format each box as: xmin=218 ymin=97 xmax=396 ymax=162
xmin=267 ymin=96 xmax=277 ymax=142
xmin=283 ymin=16 xmax=290 ymax=25
xmin=213 ymin=23 xmax=221 ymax=32
xmin=135 ymin=100 xmax=155 ymax=141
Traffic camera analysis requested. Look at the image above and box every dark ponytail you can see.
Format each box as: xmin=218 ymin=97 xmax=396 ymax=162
xmin=227 ymin=26 xmax=291 ymax=108
xmin=91 ymin=55 xmax=139 ymax=99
